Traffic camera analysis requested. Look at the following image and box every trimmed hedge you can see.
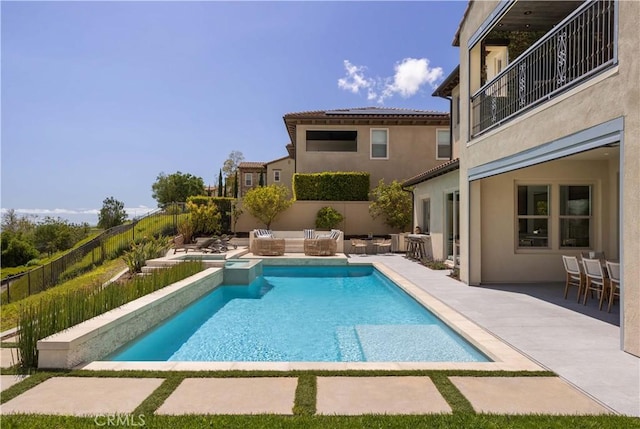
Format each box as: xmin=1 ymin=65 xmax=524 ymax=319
xmin=293 ymin=172 xmax=370 ymax=201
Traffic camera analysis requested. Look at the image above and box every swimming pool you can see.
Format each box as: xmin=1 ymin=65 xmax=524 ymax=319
xmin=108 ymin=265 xmax=489 ymax=362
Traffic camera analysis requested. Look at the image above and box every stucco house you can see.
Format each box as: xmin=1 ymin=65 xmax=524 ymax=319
xmin=282 ymin=107 xmax=451 ymax=190
xmin=438 ymin=0 xmax=638 ymax=357
xmin=237 ymin=162 xmax=266 ymax=197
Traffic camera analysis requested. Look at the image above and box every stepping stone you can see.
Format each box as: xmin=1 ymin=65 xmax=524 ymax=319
xmin=316 ymin=376 xmax=451 ymax=415
xmin=449 ymin=377 xmax=611 ymax=415
xmin=0 ymin=348 xmax=19 ymax=368
xmin=0 ymin=375 xmax=29 ymax=392
xmin=156 ymin=377 xmax=297 ymax=415
xmin=1 ymin=377 xmax=163 ymax=416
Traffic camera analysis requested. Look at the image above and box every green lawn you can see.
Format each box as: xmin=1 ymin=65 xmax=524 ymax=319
xmin=0 ymin=370 xmax=637 ymax=429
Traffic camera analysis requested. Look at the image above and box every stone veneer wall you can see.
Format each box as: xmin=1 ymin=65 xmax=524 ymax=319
xmin=38 ymin=268 xmax=223 ymax=369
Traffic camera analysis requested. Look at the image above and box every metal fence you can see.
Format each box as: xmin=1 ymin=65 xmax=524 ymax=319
xmin=471 ymin=0 xmax=616 ymax=137
xmin=0 ymin=204 xmax=186 ymax=304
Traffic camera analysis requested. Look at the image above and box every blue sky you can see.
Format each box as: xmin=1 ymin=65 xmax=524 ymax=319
xmin=1 ymin=1 xmax=466 ymax=224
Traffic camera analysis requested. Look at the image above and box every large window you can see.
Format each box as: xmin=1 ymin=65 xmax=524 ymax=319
xmin=560 ymin=185 xmax=592 ymax=248
xmin=436 ymin=129 xmax=451 ymax=160
xmin=244 ymin=173 xmax=253 ymax=187
xmin=306 ymin=130 xmax=357 ymax=152
xmin=517 ymin=185 xmax=549 ymax=248
xmin=371 ymin=129 xmax=388 ymax=159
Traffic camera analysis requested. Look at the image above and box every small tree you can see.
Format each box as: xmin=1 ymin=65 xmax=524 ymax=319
xmin=243 ymin=185 xmax=293 ymax=229
xmin=217 ymin=170 xmax=223 ymax=197
xmin=368 ymin=179 xmax=412 ymax=232
xmin=315 ymin=206 xmax=344 ymax=230
xmin=98 ymin=196 xmax=128 ymax=229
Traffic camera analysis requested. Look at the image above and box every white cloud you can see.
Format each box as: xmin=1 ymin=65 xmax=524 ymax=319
xmin=338 ymin=58 xmax=444 ymax=104
xmin=337 ymin=60 xmax=374 ymax=94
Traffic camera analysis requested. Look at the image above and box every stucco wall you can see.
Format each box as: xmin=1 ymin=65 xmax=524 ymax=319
xmin=266 ymin=157 xmax=294 ymax=190
xmin=295 ymin=124 xmax=447 ymax=188
xmin=479 ymin=159 xmax=613 ymax=283
xmin=234 ymin=200 xmax=404 ymax=236
xmin=412 ymin=170 xmax=460 ymax=261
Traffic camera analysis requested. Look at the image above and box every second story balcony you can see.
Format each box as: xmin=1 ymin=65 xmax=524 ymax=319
xmin=470 ymin=0 xmax=617 ymax=138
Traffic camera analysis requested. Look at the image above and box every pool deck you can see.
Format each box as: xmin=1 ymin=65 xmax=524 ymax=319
xmin=1 ymin=253 xmax=638 ymax=417
xmin=350 ymin=254 xmax=640 ymax=417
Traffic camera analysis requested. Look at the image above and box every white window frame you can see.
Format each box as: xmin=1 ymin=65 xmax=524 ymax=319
xmin=370 ymin=128 xmax=389 ymax=159
xmin=244 ymin=173 xmax=253 ymax=187
xmin=436 ymin=129 xmax=451 ymax=160
xmin=273 ymin=170 xmax=281 ymax=182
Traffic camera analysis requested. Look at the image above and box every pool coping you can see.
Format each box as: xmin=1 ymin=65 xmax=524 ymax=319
xmin=78 ymin=260 xmax=544 ymax=372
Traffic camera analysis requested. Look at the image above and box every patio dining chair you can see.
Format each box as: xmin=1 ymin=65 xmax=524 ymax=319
xmin=604 ymin=261 xmax=621 ymax=313
xmin=561 ymin=255 xmax=584 ymax=301
xmin=582 ymin=257 xmax=607 ymax=309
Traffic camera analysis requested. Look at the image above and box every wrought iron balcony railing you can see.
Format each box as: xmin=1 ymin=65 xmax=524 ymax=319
xmin=471 ymin=0 xmax=617 ymax=138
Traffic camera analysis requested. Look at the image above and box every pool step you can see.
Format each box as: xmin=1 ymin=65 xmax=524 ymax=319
xmin=335 ymin=326 xmax=364 ymax=361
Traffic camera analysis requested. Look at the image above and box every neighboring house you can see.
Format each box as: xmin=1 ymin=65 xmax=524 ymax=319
xmin=282 ymin=107 xmax=451 ymax=190
xmin=405 ymin=67 xmax=461 ymax=264
xmin=237 ymin=162 xmax=265 ymax=197
xmin=450 ymin=0 xmax=638 ymax=356
xmin=265 ymin=155 xmax=295 ymax=190
xmin=238 ymin=156 xmax=295 ymax=197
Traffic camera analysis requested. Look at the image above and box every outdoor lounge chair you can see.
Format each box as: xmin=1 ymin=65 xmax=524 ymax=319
xmin=173 ymin=235 xmax=216 ymax=254
xmin=561 ymin=255 xmax=584 ymax=301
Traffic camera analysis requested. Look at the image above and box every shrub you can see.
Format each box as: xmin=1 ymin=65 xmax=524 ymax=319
xmin=122 ymin=236 xmax=170 ymax=274
xmin=186 ymin=201 xmax=222 ymax=236
xmin=315 ymin=207 xmax=344 ymax=230
xmin=177 ymin=218 xmax=194 ymax=243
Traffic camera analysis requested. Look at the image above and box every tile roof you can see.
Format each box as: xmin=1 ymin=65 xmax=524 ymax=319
xmin=283 ymin=106 xmax=448 ymax=119
xmin=403 ymin=158 xmax=460 ymax=187
xmin=283 ymin=107 xmax=450 ymax=146
xmin=238 ymin=162 xmax=265 ymax=169
xmin=432 ymin=66 xmax=460 ymax=98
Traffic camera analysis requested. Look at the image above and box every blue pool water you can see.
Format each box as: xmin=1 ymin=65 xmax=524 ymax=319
xmin=108 ymin=265 xmax=489 ymax=362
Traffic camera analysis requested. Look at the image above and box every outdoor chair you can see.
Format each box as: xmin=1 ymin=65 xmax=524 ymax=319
xmin=350 ymin=239 xmax=367 ymax=255
xmin=604 ymin=261 xmax=621 ymax=313
xmin=561 ymin=255 xmax=584 ymax=301
xmin=582 ymin=257 xmax=607 ymax=308
xmin=173 ymin=234 xmax=205 ymax=254
xmin=374 ymin=238 xmax=392 ymax=254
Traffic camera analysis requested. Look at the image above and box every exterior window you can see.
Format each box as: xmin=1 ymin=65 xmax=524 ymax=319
xmin=273 ymin=170 xmax=281 ymax=182
xmin=244 ymin=173 xmax=252 ymax=187
xmin=560 ymin=185 xmax=592 ymax=248
xmin=422 ymin=199 xmax=430 ymax=234
xmin=436 ymin=129 xmax=451 ymax=160
xmin=371 ymin=129 xmax=388 ymax=159
xmin=306 ymin=130 xmax=357 ymax=152
xmin=517 ymin=185 xmax=549 ymax=248
xmin=455 ymin=96 xmax=460 ymax=125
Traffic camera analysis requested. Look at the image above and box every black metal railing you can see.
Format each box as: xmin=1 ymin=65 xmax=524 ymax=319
xmin=0 ymin=203 xmax=186 ymax=304
xmin=471 ymin=0 xmax=616 ymax=137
